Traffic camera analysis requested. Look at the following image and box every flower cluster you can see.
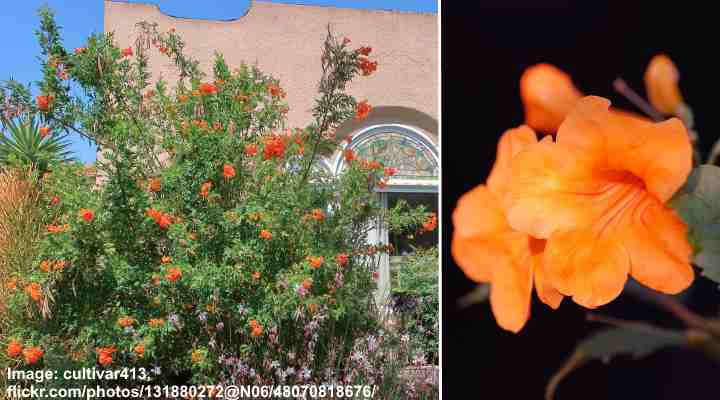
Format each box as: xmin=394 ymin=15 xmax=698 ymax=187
xmin=146 ymin=208 xmax=173 ymax=229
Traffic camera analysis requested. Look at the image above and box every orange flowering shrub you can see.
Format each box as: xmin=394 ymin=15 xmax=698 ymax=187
xmin=1 ymin=10 xmax=430 ymax=393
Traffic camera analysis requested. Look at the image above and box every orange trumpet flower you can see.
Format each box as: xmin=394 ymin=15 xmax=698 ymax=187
xmin=644 ymin=54 xmax=685 ymax=116
xmin=452 ymin=126 xmax=563 ymax=332
xmin=520 ymin=63 xmax=583 ymax=133
xmin=506 ymin=96 xmax=693 ymax=308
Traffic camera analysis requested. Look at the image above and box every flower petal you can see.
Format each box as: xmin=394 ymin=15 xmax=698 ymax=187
xmin=452 ymin=185 xmax=509 ymax=282
xmin=556 ymin=96 xmax=692 ymax=203
xmin=486 ymin=125 xmax=538 ymax=197
xmin=532 ymin=238 xmax=564 ymax=309
xmin=544 ymin=229 xmax=630 ymax=308
xmin=506 ymin=137 xmax=611 ymax=238
xmin=490 ymin=249 xmax=533 ymax=333
xmin=622 ymin=199 xmax=694 ymax=294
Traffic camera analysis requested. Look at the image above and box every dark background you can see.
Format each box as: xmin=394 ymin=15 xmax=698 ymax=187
xmin=442 ymin=2 xmax=720 ymax=399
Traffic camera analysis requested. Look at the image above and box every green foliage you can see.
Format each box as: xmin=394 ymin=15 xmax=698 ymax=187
xmin=546 ymin=323 xmax=687 ymax=400
xmin=392 ymin=246 xmax=438 ymax=364
xmin=670 ymin=164 xmax=720 ymax=286
xmin=0 ymin=117 xmax=73 ymax=173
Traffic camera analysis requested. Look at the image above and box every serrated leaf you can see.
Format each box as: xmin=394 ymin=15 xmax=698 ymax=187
xmin=546 ymin=324 xmax=686 ymax=400
xmin=670 ymin=165 xmax=720 ymax=288
xmin=456 ymin=283 xmax=490 ymax=308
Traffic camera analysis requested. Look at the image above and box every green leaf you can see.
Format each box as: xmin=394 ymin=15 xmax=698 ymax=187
xmin=456 ymin=283 xmax=490 ymax=308
xmin=546 ymin=323 xmax=687 ymax=400
xmin=670 ymin=165 xmax=720 ymax=287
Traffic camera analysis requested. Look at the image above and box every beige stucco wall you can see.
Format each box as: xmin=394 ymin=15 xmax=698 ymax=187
xmin=103 ymin=0 xmax=438 ymax=140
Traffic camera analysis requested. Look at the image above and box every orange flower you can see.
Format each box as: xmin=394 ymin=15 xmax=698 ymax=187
xmin=50 ymin=196 xmax=60 ymax=205
xmin=267 ymin=83 xmax=286 ymax=98
xmin=377 ymin=179 xmax=387 ymax=189
xmin=308 ymin=303 xmax=318 ymax=314
xmin=121 ymin=47 xmax=133 ymax=57
xmin=520 ymin=63 xmax=583 ymax=133
xmin=355 ymin=100 xmax=372 ymax=120
xmin=506 ymin=96 xmax=693 ymax=308
xmin=7 ymin=340 xmax=23 ymax=358
xmin=308 ymin=256 xmax=324 ymax=269
xmin=336 ymin=253 xmax=349 ymax=267
xmin=39 ymin=126 xmax=51 ymax=137
xmin=645 ymin=54 xmax=685 ymax=115
xmin=223 ymin=164 xmax=236 ymax=180
xmin=178 ymin=94 xmax=189 ymax=102
xmin=40 ymin=260 xmax=52 ymax=273
xmin=79 ymin=208 xmax=94 ymax=222
xmin=191 ymin=349 xmax=204 ymax=364
xmin=36 ymin=95 xmax=54 ymax=112
xmin=244 ymin=143 xmax=258 ymax=156
xmin=144 ymin=90 xmax=155 ymax=99
xmin=259 ymin=229 xmax=273 ymax=240
xmin=200 ymin=181 xmax=213 ymax=198
xmin=166 ymin=267 xmax=182 ymax=283
xmin=23 ymin=346 xmax=43 ymax=365
xmin=263 ymin=136 xmax=286 ymax=160
xmin=54 ymin=260 xmax=67 ymax=271
xmin=422 ymin=213 xmax=437 ymax=232
xmin=149 ymin=318 xmax=165 ymax=328
xmin=384 ymin=167 xmax=397 ymax=177
xmin=302 ymin=278 xmax=313 ymax=290
xmin=25 ymin=283 xmax=42 ymax=302
xmin=199 ymin=83 xmax=218 ymax=95
xmin=250 ymin=324 xmax=263 ymax=338
xmin=157 ymin=213 xmax=172 ymax=229
xmin=252 ymin=271 xmax=261 ymax=280
xmin=310 ymin=208 xmax=325 ymax=221
xmin=5 ymin=278 xmax=17 ymax=291
xmin=161 ymin=256 xmax=172 ymax=264
xmin=452 ymin=125 xmax=563 ymax=332
xmin=359 ymin=46 xmax=372 ymax=56
xmin=117 ymin=316 xmax=135 ymax=328
xmin=357 ymin=57 xmax=378 ymax=76
xmin=149 ymin=178 xmax=162 ymax=192
xmin=344 ymin=149 xmax=356 ymax=162
xmin=96 ymin=346 xmax=116 ymax=366
xmin=46 ymin=224 xmax=69 ymax=233
xmin=74 ymin=47 xmax=86 ymax=54
xmin=134 ymin=344 xmax=145 ymax=357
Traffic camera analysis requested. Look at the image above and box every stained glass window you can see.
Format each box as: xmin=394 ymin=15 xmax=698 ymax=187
xmin=347 ymin=127 xmax=438 ymax=180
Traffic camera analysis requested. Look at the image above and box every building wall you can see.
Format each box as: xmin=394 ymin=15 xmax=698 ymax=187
xmin=103 ymin=0 xmax=438 ymax=140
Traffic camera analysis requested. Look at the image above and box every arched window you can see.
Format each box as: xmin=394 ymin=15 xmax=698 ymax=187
xmin=333 ymin=124 xmax=439 ymax=186
xmin=332 ymin=124 xmax=438 ymax=302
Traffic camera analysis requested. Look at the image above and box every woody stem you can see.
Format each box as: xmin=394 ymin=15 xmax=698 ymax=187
xmin=612 ymin=78 xmax=664 ymax=122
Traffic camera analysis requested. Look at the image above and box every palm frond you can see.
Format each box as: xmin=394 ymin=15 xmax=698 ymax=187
xmin=0 ymin=116 xmax=75 ymax=171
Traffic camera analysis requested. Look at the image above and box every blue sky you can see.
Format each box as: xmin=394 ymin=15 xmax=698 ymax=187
xmin=0 ymin=0 xmax=437 ymax=163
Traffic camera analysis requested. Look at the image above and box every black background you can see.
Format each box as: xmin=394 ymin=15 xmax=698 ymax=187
xmin=442 ymin=1 xmax=720 ymax=399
